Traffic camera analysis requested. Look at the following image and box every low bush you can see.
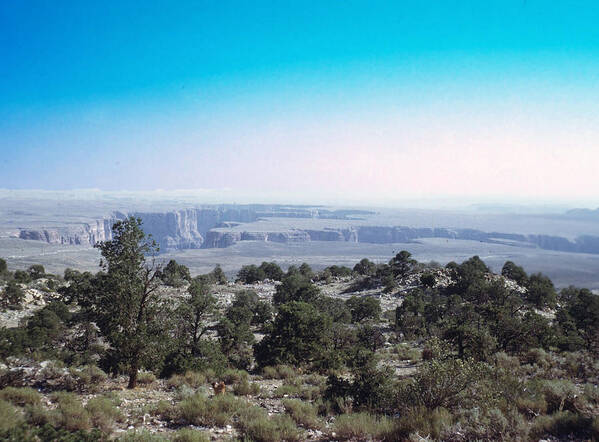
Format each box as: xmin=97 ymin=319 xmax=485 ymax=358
xmin=51 ymin=391 xmax=91 ymax=432
xmin=167 ymin=371 xmax=206 ymax=390
xmin=24 ymin=404 xmax=52 ymax=426
xmin=237 ymin=405 xmax=303 ymax=442
xmin=179 ymin=393 xmax=245 ymax=427
xmin=394 ymin=406 xmax=453 ymax=440
xmin=441 ymin=407 xmax=528 ymax=441
xmin=540 ymin=379 xmax=584 ymax=413
xmin=85 ymin=396 xmax=123 ymax=433
xmin=524 ymin=348 xmax=551 ymax=369
xmin=0 ymin=399 xmax=22 ymax=432
xmin=398 ymin=358 xmax=489 ymax=410
xmin=303 ymin=373 xmax=327 ymax=387
xmin=272 ymin=383 xmax=301 ymax=398
xmin=0 ymin=386 xmax=41 ymax=406
xmin=117 ymin=429 xmax=168 ymax=441
xmin=232 ymin=378 xmax=261 ymax=396
xmin=493 ymin=352 xmax=520 ymax=372
xmin=515 ymin=395 xmax=548 ymax=417
xmin=137 ymin=371 xmax=157 ymax=385
xmin=261 ymin=365 xmax=298 ymax=380
xmin=71 ymin=365 xmax=108 ymax=392
xmin=584 ymin=383 xmax=599 ymax=405
xmin=393 ymin=344 xmax=421 ymax=361
xmin=563 ymin=351 xmax=599 ymax=381
xmin=219 ymin=368 xmax=248 ymax=384
xmin=149 ymin=400 xmax=180 ymax=422
xmin=283 ymin=399 xmax=321 ymax=429
xmin=440 ymin=408 xmax=528 ymax=441
xmin=531 ymin=411 xmax=599 ymax=440
xmin=333 ymin=412 xmax=395 ymax=440
xmin=171 ymin=428 xmax=210 ymax=442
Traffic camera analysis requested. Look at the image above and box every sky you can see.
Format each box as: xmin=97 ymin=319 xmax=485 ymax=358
xmin=1 ymin=1 xmax=599 ymax=207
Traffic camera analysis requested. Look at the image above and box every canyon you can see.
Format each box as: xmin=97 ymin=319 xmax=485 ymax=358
xmin=15 ymin=207 xmax=599 ymax=255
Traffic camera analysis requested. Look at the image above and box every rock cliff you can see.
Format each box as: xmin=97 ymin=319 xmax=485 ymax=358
xmin=16 ymin=207 xmax=599 ymax=255
xmin=19 ymin=219 xmax=115 ymax=245
xmin=18 ymin=208 xmax=258 ymax=251
xmin=201 ymin=225 xmax=599 ymax=255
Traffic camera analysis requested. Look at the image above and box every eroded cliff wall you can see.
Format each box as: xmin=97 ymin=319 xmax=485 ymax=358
xmin=17 ymin=207 xmax=599 ymax=255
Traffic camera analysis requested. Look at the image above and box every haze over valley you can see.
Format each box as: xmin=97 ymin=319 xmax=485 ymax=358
xmin=2 ymin=192 xmax=598 ymax=290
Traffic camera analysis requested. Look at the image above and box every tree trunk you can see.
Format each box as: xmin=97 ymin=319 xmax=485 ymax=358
xmin=127 ymin=361 xmax=139 ymax=389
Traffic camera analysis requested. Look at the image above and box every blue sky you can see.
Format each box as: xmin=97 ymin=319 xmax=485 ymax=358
xmin=1 ymin=1 xmax=599 ymax=205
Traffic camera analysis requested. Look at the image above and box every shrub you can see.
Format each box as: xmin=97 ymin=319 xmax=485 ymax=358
xmin=346 ymin=296 xmax=381 ymax=323
xmin=71 ymin=365 xmax=108 ymax=391
xmin=254 ymin=301 xmax=332 ymax=367
xmin=0 ymin=399 xmax=22 ymax=432
xmin=13 ymin=270 xmax=31 ymax=284
xmin=261 ymin=365 xmax=298 ymax=380
xmin=563 ymin=351 xmax=599 ymax=380
xmin=398 ymin=358 xmax=489 ymax=410
xmin=237 ymin=405 xmax=303 ymax=442
xmin=0 ymin=387 xmax=41 ymax=406
xmin=219 ymin=368 xmax=248 ymax=384
xmin=515 ymin=395 xmax=548 ymax=417
xmin=540 ymin=379 xmax=584 ymax=413
xmin=273 ymin=383 xmax=301 ymax=398
xmin=531 ymin=411 xmax=598 ymax=440
xmin=353 ymin=258 xmax=377 ymax=276
xmin=159 ymin=260 xmax=191 ymax=287
xmin=303 ymin=373 xmax=326 ymax=387
xmin=25 ymin=404 xmax=52 ymax=426
xmin=326 ymin=362 xmax=395 ymax=414
xmin=233 ymin=378 xmax=261 ymax=396
xmin=584 ymin=383 xmax=599 ymax=405
xmin=179 ymin=393 xmax=244 ymax=427
xmin=333 ymin=413 xmax=395 ymax=440
xmin=236 ymin=265 xmax=266 ymax=284
xmin=420 ymin=272 xmax=436 ymax=288
xmin=117 ymin=430 xmax=168 ymax=441
xmin=524 ymin=348 xmax=551 ymax=369
xmin=394 ymin=344 xmax=421 ymax=361
xmin=527 ymin=273 xmax=557 ymax=308
xmin=167 ymin=371 xmax=206 ymax=390
xmin=52 ymin=391 xmax=91 ymax=432
xmin=283 ymin=399 xmax=321 ymax=429
xmin=149 ymin=400 xmax=180 ymax=422
xmin=494 ymin=351 xmax=520 ymax=371
xmin=171 ymin=428 xmax=210 ymax=442
xmin=1 ymin=281 xmax=25 ymax=310
xmin=394 ymin=406 xmax=452 ymax=440
xmin=28 ymin=265 xmax=45 ymax=280
xmin=137 ymin=371 xmax=157 ymax=385
xmin=85 ymin=396 xmax=123 ymax=433
xmin=441 ymin=407 xmax=527 ymax=441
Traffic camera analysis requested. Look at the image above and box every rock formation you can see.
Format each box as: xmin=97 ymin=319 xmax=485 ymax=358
xmin=16 ymin=206 xmax=599 ymax=255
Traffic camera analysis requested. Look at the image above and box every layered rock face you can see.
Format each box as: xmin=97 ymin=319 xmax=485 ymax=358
xmin=130 ymin=210 xmax=204 ymax=251
xmin=19 ymin=219 xmax=115 ymax=245
xmin=18 ymin=208 xmax=258 ymax=251
xmin=17 ymin=207 xmax=599 ymax=255
xmin=201 ymin=225 xmax=599 ymax=255
xmin=203 ymin=230 xmax=311 ymax=248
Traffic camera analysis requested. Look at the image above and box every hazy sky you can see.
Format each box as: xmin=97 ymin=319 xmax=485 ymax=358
xmin=1 ymin=1 xmax=599 ymax=206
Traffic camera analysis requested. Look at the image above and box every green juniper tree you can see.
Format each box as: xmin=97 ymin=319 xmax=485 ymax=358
xmin=1 ymin=281 xmax=25 ymax=310
xmin=92 ymin=217 xmax=167 ymax=389
xmin=177 ymin=278 xmax=216 ymax=354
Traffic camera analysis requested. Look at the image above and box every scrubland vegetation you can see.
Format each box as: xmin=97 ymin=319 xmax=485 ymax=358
xmin=0 ymin=217 xmax=598 ymax=440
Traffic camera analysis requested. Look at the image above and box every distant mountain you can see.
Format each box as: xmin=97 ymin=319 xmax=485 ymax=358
xmin=564 ymin=208 xmax=599 ymax=220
